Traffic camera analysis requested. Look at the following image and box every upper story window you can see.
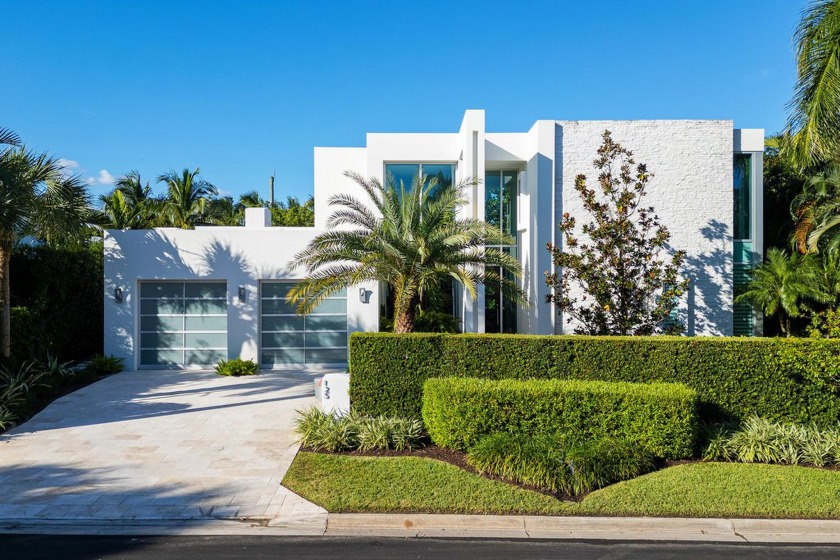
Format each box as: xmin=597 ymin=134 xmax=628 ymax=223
xmin=485 ymin=170 xmax=517 ymax=240
xmin=734 ymin=154 xmax=752 ymax=240
xmin=384 ymin=163 xmax=455 ymax=192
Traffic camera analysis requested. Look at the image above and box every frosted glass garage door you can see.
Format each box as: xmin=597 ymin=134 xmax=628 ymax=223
xmin=261 ymin=282 xmax=347 ymax=366
xmin=139 ymin=282 xmax=227 ymax=367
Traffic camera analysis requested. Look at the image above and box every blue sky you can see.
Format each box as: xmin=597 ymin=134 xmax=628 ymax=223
xmin=1 ymin=1 xmax=804 ymax=202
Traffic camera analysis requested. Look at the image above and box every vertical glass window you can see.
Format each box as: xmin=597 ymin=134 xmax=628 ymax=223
xmin=734 ymin=154 xmax=751 ymax=240
xmin=421 ymin=164 xmax=454 ymax=191
xmin=384 ymin=163 xmax=455 ymax=194
xmin=484 ymin=171 xmax=518 ymax=334
xmin=485 ymin=172 xmax=502 ymax=230
xmin=385 ymin=164 xmax=420 ymax=192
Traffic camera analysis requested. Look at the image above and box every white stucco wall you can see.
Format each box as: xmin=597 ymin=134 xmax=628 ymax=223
xmin=554 ymin=120 xmax=735 ymax=335
xmin=103 ymin=226 xmax=379 ymax=371
xmin=103 ymin=111 xmax=761 ymax=370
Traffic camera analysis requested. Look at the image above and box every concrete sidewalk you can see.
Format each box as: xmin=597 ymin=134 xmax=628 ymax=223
xmin=2 ymin=514 xmax=840 ymax=543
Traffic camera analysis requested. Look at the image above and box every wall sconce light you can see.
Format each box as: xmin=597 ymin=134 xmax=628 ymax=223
xmin=238 ymin=286 xmax=247 ymax=302
xmin=359 ymin=288 xmax=370 ymax=304
xmin=114 ymin=287 xmax=123 ymax=303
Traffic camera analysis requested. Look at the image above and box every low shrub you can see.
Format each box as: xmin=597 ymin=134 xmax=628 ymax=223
xmin=349 ymin=333 xmax=840 ymax=426
xmin=703 ymin=416 xmax=840 ymax=467
xmin=422 ymin=377 xmax=697 ymax=458
xmin=467 ymin=433 xmax=654 ymax=496
xmin=0 ymin=357 xmax=84 ymax=431
xmin=215 ymin=358 xmax=259 ymax=377
xmin=294 ymin=408 xmax=424 ymax=452
xmin=86 ymin=354 xmax=125 ymax=375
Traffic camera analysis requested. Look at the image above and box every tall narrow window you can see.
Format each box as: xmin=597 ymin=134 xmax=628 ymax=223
xmin=734 ymin=154 xmax=751 ymax=240
xmin=733 ymin=153 xmax=754 ymax=336
xmin=484 ymin=170 xmax=518 ymax=334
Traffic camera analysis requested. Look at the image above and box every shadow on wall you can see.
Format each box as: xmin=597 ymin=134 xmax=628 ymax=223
xmin=105 ymin=230 xmax=287 ymax=365
xmin=681 ymin=219 xmax=734 ymax=336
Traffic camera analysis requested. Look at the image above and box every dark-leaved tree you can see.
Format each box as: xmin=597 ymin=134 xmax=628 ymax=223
xmin=545 ymin=131 xmax=688 ymax=335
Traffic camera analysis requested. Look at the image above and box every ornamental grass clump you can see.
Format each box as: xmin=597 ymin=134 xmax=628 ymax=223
xmin=467 ymin=433 xmax=654 ymax=497
xmin=215 ymin=358 xmax=258 ymax=377
xmin=703 ymin=416 xmax=840 ymax=466
xmin=294 ymin=408 xmax=424 ymax=452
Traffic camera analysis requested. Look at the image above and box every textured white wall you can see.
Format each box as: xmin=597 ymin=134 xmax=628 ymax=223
xmin=554 ymin=120 xmax=734 ymax=336
xmin=103 ymin=227 xmax=379 ymax=371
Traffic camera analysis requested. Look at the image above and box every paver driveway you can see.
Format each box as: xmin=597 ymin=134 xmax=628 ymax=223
xmin=0 ymin=369 xmax=329 ymax=525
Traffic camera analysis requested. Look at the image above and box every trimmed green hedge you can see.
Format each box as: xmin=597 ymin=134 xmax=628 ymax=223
xmin=422 ymin=377 xmax=697 ymax=458
xmin=349 ymin=333 xmax=840 ymax=426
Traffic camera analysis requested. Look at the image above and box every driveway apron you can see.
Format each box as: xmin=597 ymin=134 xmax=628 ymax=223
xmin=0 ymin=370 xmax=328 ymax=524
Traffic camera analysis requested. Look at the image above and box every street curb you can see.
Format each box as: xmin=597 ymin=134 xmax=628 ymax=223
xmin=2 ymin=514 xmax=840 ymax=543
xmin=324 ymin=514 xmax=840 ymax=543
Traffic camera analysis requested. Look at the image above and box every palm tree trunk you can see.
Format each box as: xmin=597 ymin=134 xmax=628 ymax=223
xmin=0 ymin=235 xmax=12 ymax=358
xmin=393 ymin=305 xmax=416 ymax=333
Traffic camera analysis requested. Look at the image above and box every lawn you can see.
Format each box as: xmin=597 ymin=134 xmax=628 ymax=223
xmin=283 ymin=453 xmax=840 ymax=519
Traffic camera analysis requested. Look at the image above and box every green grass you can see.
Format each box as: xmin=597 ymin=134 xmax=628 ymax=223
xmin=283 ymin=452 xmax=572 ymax=515
xmin=283 ymin=453 xmax=840 ymax=519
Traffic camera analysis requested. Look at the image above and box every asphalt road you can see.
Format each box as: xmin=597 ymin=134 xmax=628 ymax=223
xmin=2 ymin=536 xmax=839 ymax=560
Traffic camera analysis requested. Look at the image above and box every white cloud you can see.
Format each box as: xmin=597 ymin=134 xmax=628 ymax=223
xmin=86 ymin=169 xmax=115 ymax=186
xmin=57 ymin=158 xmax=79 ymax=170
xmin=97 ymin=169 xmax=115 ymax=185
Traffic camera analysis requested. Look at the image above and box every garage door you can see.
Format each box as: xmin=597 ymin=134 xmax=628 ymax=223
xmin=260 ymin=282 xmax=347 ymax=366
xmin=139 ymin=281 xmax=227 ymax=367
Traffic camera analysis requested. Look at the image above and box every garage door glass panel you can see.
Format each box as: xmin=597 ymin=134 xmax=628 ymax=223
xmin=261 ymin=349 xmax=306 ymax=366
xmin=141 ymin=283 xmax=183 ymax=298
xmin=305 ymin=316 xmax=346 ymax=331
xmin=141 ymin=316 xmax=183 ymax=332
xmin=184 ymin=316 xmax=226 ymax=332
xmin=141 ymin=349 xmax=183 ymax=366
xmin=262 ymin=316 xmax=305 ymax=331
xmin=185 ymin=283 xmax=227 ymax=298
xmin=310 ymin=299 xmax=346 ymax=314
xmin=185 ymin=333 xmax=226 ymax=348
xmin=262 ymin=283 xmax=295 ymax=298
xmin=305 ymin=331 xmax=347 ymax=348
xmin=261 ymin=299 xmax=296 ymax=315
xmin=140 ymin=299 xmax=184 ymax=315
xmin=261 ymin=332 xmax=305 ymax=348
xmin=141 ymin=332 xmax=184 ymax=349
xmin=305 ymin=349 xmax=347 ymax=364
xmin=186 ymin=349 xmax=225 ymax=365
xmin=260 ymin=281 xmax=347 ymax=366
xmin=139 ymin=281 xmax=227 ymax=367
xmin=185 ymin=299 xmax=226 ymax=314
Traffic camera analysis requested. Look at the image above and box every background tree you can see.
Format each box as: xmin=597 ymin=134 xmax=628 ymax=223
xmin=0 ymin=130 xmax=92 ymax=357
xmin=157 ymin=167 xmax=217 ymax=228
xmin=786 ymin=0 xmax=840 ymax=169
xmin=272 ymin=195 xmax=315 ymax=226
xmin=288 ymin=171 xmax=525 ymax=333
xmin=546 ymin=131 xmax=688 ymax=335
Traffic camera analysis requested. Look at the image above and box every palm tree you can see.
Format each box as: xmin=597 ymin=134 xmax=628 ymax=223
xmin=157 ymin=167 xmax=217 ymax=228
xmin=791 ymin=166 xmax=840 ymax=252
xmin=736 ymin=248 xmax=828 ymax=336
xmin=0 ymin=131 xmax=92 ymax=356
xmin=786 ymin=0 xmax=840 ymax=168
xmin=98 ymin=189 xmax=144 ymax=229
xmin=287 ymin=171 xmax=526 ymax=333
xmin=207 ymin=196 xmax=244 ymax=226
xmin=273 ymin=195 xmax=315 ymax=226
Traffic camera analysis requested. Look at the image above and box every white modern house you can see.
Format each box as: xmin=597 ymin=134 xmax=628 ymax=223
xmin=104 ymin=110 xmax=764 ymax=371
